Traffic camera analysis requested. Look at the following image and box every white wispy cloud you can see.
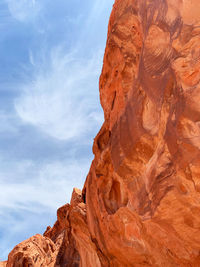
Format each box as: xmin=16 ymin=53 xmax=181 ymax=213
xmin=15 ymin=47 xmax=104 ymax=140
xmin=5 ymin=0 xmax=41 ymax=22
xmin=0 ymin=158 xmax=90 ymax=212
xmin=0 ymin=155 xmax=91 ymax=260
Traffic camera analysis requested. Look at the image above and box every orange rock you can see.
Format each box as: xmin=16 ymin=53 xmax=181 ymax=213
xmin=6 ymin=234 xmax=57 ymax=266
xmin=4 ymin=0 xmax=200 ymax=266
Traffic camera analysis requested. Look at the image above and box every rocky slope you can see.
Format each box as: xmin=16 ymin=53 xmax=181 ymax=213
xmin=3 ymin=0 xmax=200 ymax=266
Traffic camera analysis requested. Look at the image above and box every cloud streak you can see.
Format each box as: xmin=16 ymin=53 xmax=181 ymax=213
xmin=15 ymin=47 xmax=104 ymax=140
xmin=0 ymin=157 xmax=91 ymax=259
xmin=5 ymin=0 xmax=41 ymax=22
xmin=0 ymin=159 xmax=90 ymax=211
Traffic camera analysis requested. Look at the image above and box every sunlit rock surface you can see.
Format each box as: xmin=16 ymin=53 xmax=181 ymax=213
xmin=3 ymin=0 xmax=200 ymax=266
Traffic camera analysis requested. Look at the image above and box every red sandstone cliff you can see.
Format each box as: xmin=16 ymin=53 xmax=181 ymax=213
xmin=3 ymin=0 xmax=200 ymax=266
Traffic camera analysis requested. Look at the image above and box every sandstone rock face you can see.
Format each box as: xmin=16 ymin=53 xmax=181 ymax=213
xmin=3 ymin=0 xmax=200 ymax=266
xmin=0 ymin=262 xmax=7 ymax=267
xmin=6 ymin=235 xmax=57 ymax=266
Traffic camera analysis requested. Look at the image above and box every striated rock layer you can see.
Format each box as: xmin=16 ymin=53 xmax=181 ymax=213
xmin=3 ymin=0 xmax=200 ymax=266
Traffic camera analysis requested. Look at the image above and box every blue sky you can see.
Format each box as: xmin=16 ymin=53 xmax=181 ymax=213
xmin=0 ymin=0 xmax=114 ymax=260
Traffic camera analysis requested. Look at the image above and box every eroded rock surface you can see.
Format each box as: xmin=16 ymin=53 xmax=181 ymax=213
xmin=3 ymin=0 xmax=200 ymax=266
xmin=6 ymin=235 xmax=57 ymax=267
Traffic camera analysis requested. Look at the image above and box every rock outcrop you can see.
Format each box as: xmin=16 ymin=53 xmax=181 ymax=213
xmin=3 ymin=0 xmax=200 ymax=266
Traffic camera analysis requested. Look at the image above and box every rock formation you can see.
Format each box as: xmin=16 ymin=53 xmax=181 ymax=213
xmin=2 ymin=0 xmax=200 ymax=266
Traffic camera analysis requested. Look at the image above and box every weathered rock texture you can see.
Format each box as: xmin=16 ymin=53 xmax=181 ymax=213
xmin=3 ymin=0 xmax=200 ymax=266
